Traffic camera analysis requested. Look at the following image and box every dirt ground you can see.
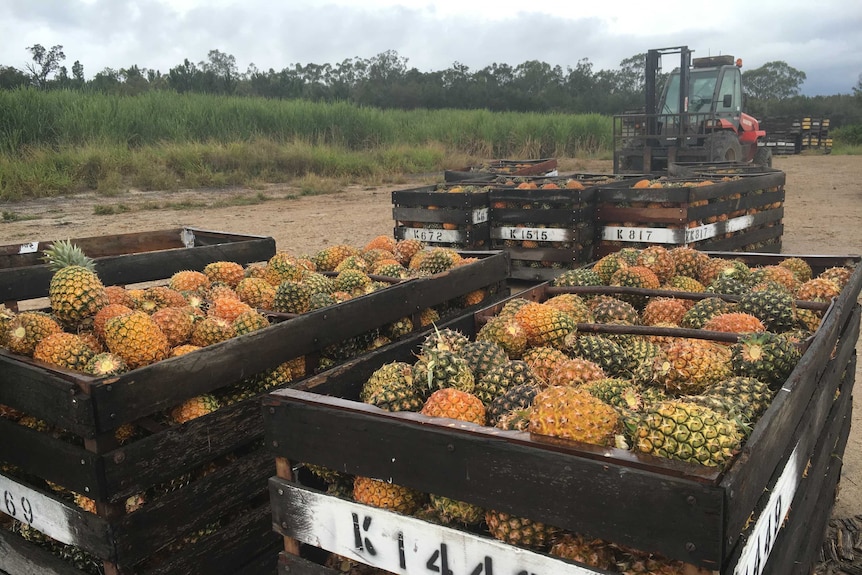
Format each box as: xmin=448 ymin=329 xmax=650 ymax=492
xmin=1 ymin=154 xmax=861 ymax=522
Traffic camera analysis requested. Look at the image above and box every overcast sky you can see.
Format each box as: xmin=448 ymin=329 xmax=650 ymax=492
xmin=1 ymin=0 xmax=860 ymax=96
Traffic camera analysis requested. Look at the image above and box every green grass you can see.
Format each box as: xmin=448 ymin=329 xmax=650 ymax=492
xmin=829 ymin=144 xmax=862 ymax=155
xmin=0 ymin=89 xmax=613 ymax=200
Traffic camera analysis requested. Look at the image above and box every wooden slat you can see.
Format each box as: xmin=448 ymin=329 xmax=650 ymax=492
xmin=0 ymin=356 xmax=93 ymax=434
xmin=102 ymin=399 xmax=267 ymax=500
xmin=113 ymin=448 xmax=274 ymax=565
xmin=138 ymin=502 xmax=278 ymax=575
xmin=0 ymin=420 xmax=104 ymax=499
xmin=278 ymin=551 xmax=339 ymax=575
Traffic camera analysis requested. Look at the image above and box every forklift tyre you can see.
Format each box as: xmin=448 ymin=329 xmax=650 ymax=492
xmin=708 ymin=131 xmax=743 ymax=162
xmin=753 ymin=146 xmax=773 ymax=169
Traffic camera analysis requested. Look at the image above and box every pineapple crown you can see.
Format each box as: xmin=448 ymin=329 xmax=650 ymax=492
xmin=42 ymin=239 xmax=96 ymax=272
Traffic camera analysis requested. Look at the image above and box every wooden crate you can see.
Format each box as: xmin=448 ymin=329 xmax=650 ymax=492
xmin=262 ymin=252 xmax=861 ymax=573
xmin=443 ymin=158 xmax=558 ymax=182
xmin=0 ymin=228 xmax=276 ymax=309
xmin=0 ymin=245 xmax=509 ymax=574
xmin=488 ymin=175 xmax=619 ymax=281
xmin=594 ymin=172 xmax=786 ymax=258
xmin=392 ymin=185 xmax=491 ymax=250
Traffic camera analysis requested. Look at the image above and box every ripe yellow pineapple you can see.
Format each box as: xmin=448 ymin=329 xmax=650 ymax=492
xmin=203 ymin=261 xmax=245 ymax=288
xmin=104 ymin=311 xmax=170 ymax=369
xmin=42 ymin=240 xmax=109 ymax=326
xmin=33 ymin=332 xmax=94 ymax=372
xmin=653 ymin=339 xmax=731 ymax=395
xmin=235 ymin=277 xmax=276 ymax=309
xmin=420 ymin=388 xmax=486 ymax=425
xmin=169 ymin=394 xmax=221 ymax=424
xmin=5 ymin=311 xmax=63 ymax=356
xmin=168 ymin=270 xmax=211 ymax=293
xmin=353 ymin=477 xmax=426 ymax=515
xmin=529 ymin=386 xmax=621 ymax=446
xmin=150 ymin=306 xmax=196 ymax=347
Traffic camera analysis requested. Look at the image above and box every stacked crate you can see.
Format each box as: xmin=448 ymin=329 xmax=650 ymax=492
xmin=263 ymin=252 xmax=861 ymax=575
xmin=594 ymin=171 xmax=785 ymax=258
xmin=487 ymin=175 xmax=618 ymax=280
xmin=0 ymin=230 xmax=510 ymax=575
xmin=392 ymin=184 xmax=491 ymax=250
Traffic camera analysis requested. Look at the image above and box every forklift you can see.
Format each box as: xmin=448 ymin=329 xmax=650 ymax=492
xmin=613 ymin=46 xmax=772 ymax=174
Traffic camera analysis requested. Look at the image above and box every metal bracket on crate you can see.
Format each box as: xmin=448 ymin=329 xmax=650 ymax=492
xmin=180 ymin=228 xmax=196 ymax=248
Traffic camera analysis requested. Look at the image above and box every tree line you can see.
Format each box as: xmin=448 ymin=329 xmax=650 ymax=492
xmin=1 ymin=44 xmax=860 ymax=127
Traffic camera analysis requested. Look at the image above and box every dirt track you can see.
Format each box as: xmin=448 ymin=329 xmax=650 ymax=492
xmin=1 ymin=154 xmax=861 ymax=521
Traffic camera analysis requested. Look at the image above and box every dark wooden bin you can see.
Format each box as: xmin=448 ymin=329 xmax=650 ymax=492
xmin=443 ymin=158 xmax=558 ymax=183
xmin=594 ymin=172 xmax=786 ymax=259
xmin=262 ymin=252 xmax=861 ymax=574
xmin=488 ymin=175 xmax=613 ymax=281
xmin=0 ymin=227 xmax=276 ymax=309
xmin=0 ymin=246 xmax=510 ymax=574
xmin=392 ymin=185 xmax=491 ymax=249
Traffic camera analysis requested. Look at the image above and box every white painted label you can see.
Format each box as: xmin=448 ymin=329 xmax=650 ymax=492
xmin=472 ymin=208 xmax=490 ymax=224
xmin=732 ymin=442 xmax=802 ymax=575
xmin=602 ymin=214 xmax=756 ymax=245
xmin=0 ymin=473 xmax=77 ymax=545
xmin=401 ymin=228 xmax=463 ymax=243
xmin=601 ymin=226 xmax=680 ymax=244
xmin=282 ymin=484 xmax=601 ymax=574
xmin=17 ymin=241 xmax=39 ymax=254
xmin=492 ymin=227 xmax=570 ymax=242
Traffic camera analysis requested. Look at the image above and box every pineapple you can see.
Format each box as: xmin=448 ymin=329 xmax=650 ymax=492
xmin=730 ymin=332 xmax=800 ymax=388
xmin=168 ymin=270 xmax=211 ymax=293
xmin=487 ymin=383 xmax=539 ymax=427
xmin=796 ymin=277 xmax=841 ymax=302
xmin=104 ymin=285 xmax=135 ymax=307
xmin=0 ymin=305 xmax=15 ymax=347
xmin=635 ymin=246 xmax=676 ymax=283
xmin=353 ymin=477 xmax=426 ymax=515
xmin=414 ymin=349 xmax=475 ymax=395
xmin=485 ymin=510 xmax=560 ymax=550
xmin=207 ymin=296 xmax=254 ymax=322
xmin=313 ymin=244 xmax=358 ymax=272
xmin=5 ymin=311 xmax=63 ymax=356
xmin=641 ymin=298 xmax=687 ymax=326
xmin=592 ymin=252 xmax=629 ymax=284
xmin=103 ymin=311 xmax=170 ymax=368
xmin=458 ymin=340 xmax=509 ymax=381
xmin=33 ymin=332 xmax=94 ymax=372
xmin=630 ymin=400 xmax=743 ymax=466
xmin=543 ymin=293 xmax=594 ymax=323
xmin=663 ymin=274 xmax=705 ymax=294
xmin=84 ymin=352 xmax=129 ymax=377
xmin=778 ymin=257 xmax=813 ymax=283
xmin=696 ymin=376 xmax=774 ymax=425
xmin=190 ymin=316 xmax=236 ymax=347
xmin=550 ymin=533 xmax=616 ymax=571
xmin=93 ymin=303 xmax=134 ymax=341
xmin=421 ymin=327 xmax=469 ymax=355
xmin=474 ymin=360 xmax=540 ymax=406
xmin=513 ymin=302 xmax=576 ymax=348
xmin=169 ymin=394 xmax=221 ymax=424
xmin=233 ymin=309 xmax=270 ymax=335
xmin=680 ymin=297 xmax=731 ymax=329
xmin=42 ymin=240 xmax=109 ymax=327
xmin=273 ymin=280 xmax=312 ymax=314
xmin=150 ymin=306 xmax=195 ymax=347
xmin=138 ymin=285 xmax=187 ymax=313
xmin=429 ymin=495 xmax=484 ymax=525
xmin=547 ymin=358 xmax=606 ymax=387
xmin=610 ymin=266 xmax=661 ymax=308
xmin=203 ymin=261 xmax=245 ymax=287
xmin=476 ymin=316 xmax=528 ymax=359
xmin=393 ymin=239 xmax=425 ymax=266
xmin=750 ymin=265 xmax=800 ymax=293
xmin=569 ymin=334 xmax=634 ymax=378
xmin=553 ymin=268 xmax=603 ymax=290
xmin=360 ymin=362 xmax=423 ymax=412
xmin=580 ymin=378 xmax=644 ymax=410
xmin=819 ymin=266 xmax=852 ymax=290
xmin=416 ymin=247 xmax=459 ymax=275
xmin=669 ymin=246 xmax=708 ymax=279
xmin=529 ymin=386 xmax=621 ymax=446
xmin=334 ymin=254 xmax=369 ymax=273
xmin=738 ymin=288 xmax=797 ymax=333
xmin=702 ymin=312 xmax=765 ymax=334
xmin=334 ymin=269 xmax=372 ymax=296
xmin=591 ymin=297 xmax=640 ymax=324
xmin=265 ymin=252 xmax=305 ymax=285
xmin=653 ymin=339 xmax=731 ymax=395
xmin=235 ymin=277 xmax=277 ymax=309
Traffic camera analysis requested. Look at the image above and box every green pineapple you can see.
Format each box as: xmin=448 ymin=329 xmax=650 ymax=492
xmin=475 ymin=360 xmax=539 ymax=407
xmin=730 ymin=332 xmax=801 ymax=389
xmin=680 ymin=297 xmax=731 ymax=329
xmin=569 ymin=335 xmax=634 ymax=378
xmin=414 ymin=349 xmax=475 ymax=396
xmin=487 ymin=383 xmax=539 ymax=426
xmin=360 ymin=362 xmax=423 ymax=412
xmin=738 ymin=288 xmax=797 ymax=333
xmin=458 ymin=340 xmax=509 ymax=381
xmin=273 ymin=280 xmax=312 ymax=314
